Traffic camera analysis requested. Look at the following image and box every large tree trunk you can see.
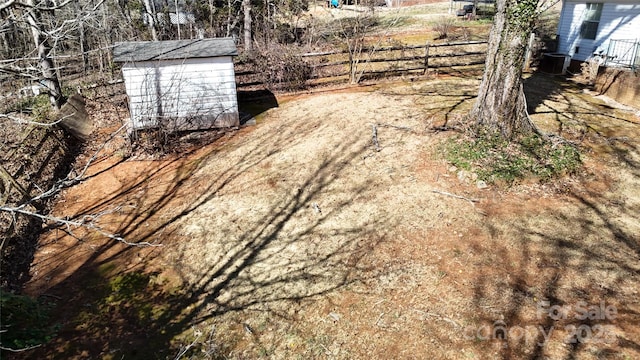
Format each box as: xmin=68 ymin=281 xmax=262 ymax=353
xmin=25 ymin=0 xmax=63 ymax=110
xmin=467 ymin=0 xmax=539 ymax=140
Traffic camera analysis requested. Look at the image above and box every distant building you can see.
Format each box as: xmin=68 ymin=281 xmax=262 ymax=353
xmin=145 ymin=0 xmax=194 ymax=25
xmin=113 ymin=38 xmax=239 ymax=132
xmin=386 ymin=0 xmax=447 ymax=6
xmin=141 ymin=0 xmax=202 ymax=39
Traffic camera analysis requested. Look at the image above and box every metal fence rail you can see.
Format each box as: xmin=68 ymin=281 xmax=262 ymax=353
xmin=604 ymin=39 xmax=639 ymax=70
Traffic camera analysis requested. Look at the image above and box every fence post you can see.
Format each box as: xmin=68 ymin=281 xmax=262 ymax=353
xmin=524 ymin=32 xmax=535 ymax=71
xmin=605 ymin=40 xmax=614 ymax=66
xmin=0 ymin=163 xmax=30 ymax=204
xmin=632 ymin=40 xmax=639 ymax=71
xmin=423 ymin=42 xmax=430 ymax=75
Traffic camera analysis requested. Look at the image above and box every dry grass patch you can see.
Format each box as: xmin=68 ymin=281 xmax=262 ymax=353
xmin=18 ymin=75 xmax=640 ymax=360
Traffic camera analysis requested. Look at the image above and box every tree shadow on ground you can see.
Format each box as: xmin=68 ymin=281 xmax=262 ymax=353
xmin=1 ymin=122 xmax=84 ymax=293
xmin=378 ymin=78 xmax=479 ymax=130
xmin=468 ymin=181 xmax=640 ymax=358
xmin=10 ymin=73 xmax=640 ymax=359
xmin=15 ymin=103 xmax=393 ymax=359
xmin=464 ymin=71 xmax=640 ymax=359
xmin=525 ymin=72 xmax=639 ymax=136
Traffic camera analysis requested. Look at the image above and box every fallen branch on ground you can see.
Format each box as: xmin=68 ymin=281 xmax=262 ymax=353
xmin=412 ymin=308 xmax=461 ymax=328
xmin=377 ymin=123 xmax=412 ymax=131
xmin=431 ymin=189 xmax=479 ymax=204
xmin=371 ymin=124 xmax=381 ymax=152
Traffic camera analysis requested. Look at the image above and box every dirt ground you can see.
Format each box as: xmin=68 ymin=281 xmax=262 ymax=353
xmin=14 ymin=70 xmax=640 ymax=360
xmin=7 ymin=2 xmax=639 ymax=359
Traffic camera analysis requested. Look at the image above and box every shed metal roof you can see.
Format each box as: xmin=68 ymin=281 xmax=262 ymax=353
xmin=113 ymin=38 xmax=238 ymax=62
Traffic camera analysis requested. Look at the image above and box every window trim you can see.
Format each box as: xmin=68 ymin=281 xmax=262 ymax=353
xmin=580 ymin=3 xmax=603 ymax=40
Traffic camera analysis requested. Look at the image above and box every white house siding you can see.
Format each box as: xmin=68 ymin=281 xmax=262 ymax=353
xmin=121 ymin=56 xmax=238 ymax=131
xmin=557 ymin=0 xmax=640 ymax=61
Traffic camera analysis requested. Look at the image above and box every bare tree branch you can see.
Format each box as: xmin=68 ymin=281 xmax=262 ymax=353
xmin=0 ymin=343 xmax=42 ymax=352
xmin=0 ymin=125 xmax=158 ymax=247
xmin=0 ymin=0 xmax=17 ymax=12
xmin=0 ymin=63 xmax=40 ymax=79
xmin=0 ymin=204 xmax=159 ymax=247
xmin=537 ymin=0 xmax=562 ymax=14
xmin=0 ymin=112 xmax=74 ymax=127
xmin=0 ymin=0 xmax=71 ymax=11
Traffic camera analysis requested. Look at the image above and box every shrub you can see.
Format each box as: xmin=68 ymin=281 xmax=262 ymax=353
xmin=432 ymin=17 xmax=455 ymax=40
xmin=0 ymin=290 xmax=58 ymax=350
xmin=31 ymin=94 xmax=55 ymax=122
xmin=249 ymin=45 xmax=313 ymax=91
xmin=443 ymin=132 xmax=581 ymax=185
xmin=302 ymin=15 xmax=379 ymax=46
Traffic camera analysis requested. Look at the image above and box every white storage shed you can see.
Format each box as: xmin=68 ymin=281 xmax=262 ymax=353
xmin=113 ymin=38 xmax=239 ymax=132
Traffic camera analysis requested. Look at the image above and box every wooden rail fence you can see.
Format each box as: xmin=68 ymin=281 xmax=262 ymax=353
xmin=0 ymin=124 xmax=70 ymax=207
xmin=235 ymin=40 xmax=488 ymax=88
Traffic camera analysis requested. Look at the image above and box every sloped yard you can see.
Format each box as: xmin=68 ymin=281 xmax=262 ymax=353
xmin=18 ymin=74 xmax=640 ymax=360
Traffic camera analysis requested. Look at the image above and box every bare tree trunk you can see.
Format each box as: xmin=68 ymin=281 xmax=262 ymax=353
xmin=226 ymin=0 xmax=232 ymax=36
xmin=210 ymin=0 xmax=214 ymax=31
xmin=243 ymin=0 xmax=252 ymax=51
xmin=225 ymin=2 xmax=240 ymax=38
xmin=466 ymin=0 xmax=539 ymax=140
xmin=76 ymin=1 xmax=88 ymax=73
xmin=0 ymin=11 xmax=15 ymax=57
xmin=79 ymin=21 xmax=88 ymax=73
xmin=25 ymin=0 xmax=63 ymax=110
xmin=142 ymin=0 xmax=159 ymax=41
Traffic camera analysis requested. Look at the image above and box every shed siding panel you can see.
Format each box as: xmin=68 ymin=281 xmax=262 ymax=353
xmin=122 ymin=56 xmax=238 ymax=131
xmin=558 ymin=1 xmax=640 ymax=62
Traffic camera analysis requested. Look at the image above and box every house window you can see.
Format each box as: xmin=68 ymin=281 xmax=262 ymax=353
xmin=580 ymin=3 xmax=603 ymax=40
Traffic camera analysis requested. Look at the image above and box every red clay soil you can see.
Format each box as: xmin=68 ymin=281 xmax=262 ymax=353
xmin=13 ymin=75 xmax=640 ymax=360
